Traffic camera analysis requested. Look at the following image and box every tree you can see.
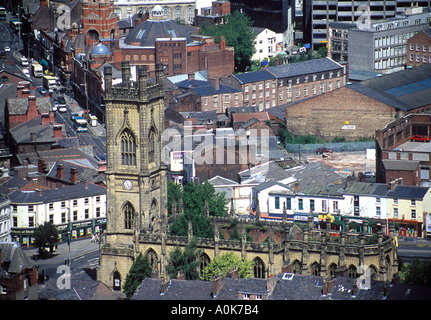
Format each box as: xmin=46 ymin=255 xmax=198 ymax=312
xmin=166 ymin=239 xmax=202 ymax=280
xmin=123 ymin=253 xmax=153 ymax=299
xmin=200 ymin=10 xmax=255 ymax=72
xmin=169 ymin=181 xmax=228 ymax=238
xmin=403 ymin=258 xmax=431 ymax=287
xmin=200 ymin=251 xmax=253 ymax=281
xmin=33 ymin=222 xmax=58 ymax=255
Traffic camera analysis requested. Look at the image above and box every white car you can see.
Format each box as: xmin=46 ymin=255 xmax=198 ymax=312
xmin=4 ymin=46 xmax=10 ymax=52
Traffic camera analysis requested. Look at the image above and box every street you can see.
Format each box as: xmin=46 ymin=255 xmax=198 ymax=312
xmin=397 ymin=237 xmax=431 ymax=264
xmin=25 ymin=238 xmax=101 ymax=284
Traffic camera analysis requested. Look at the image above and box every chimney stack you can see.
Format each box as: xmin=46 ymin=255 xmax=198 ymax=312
xmin=212 ymin=274 xmax=224 ymax=298
xmin=53 ymin=124 xmax=62 ymax=138
xmin=70 ymin=167 xmax=78 ymax=184
xmin=57 ymin=163 xmax=64 ymax=179
xmin=220 ymin=36 xmax=226 ymax=50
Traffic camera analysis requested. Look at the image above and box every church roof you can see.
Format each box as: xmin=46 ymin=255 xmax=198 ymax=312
xmin=124 ymin=18 xmax=194 ymax=47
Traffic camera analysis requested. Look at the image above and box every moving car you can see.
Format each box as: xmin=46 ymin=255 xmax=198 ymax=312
xmin=410 ymin=135 xmax=430 ymax=142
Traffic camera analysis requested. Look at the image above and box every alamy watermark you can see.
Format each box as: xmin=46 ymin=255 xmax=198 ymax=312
xmin=355 ymin=5 xmax=371 ymax=30
xmin=56 ymin=265 xmax=71 ymax=290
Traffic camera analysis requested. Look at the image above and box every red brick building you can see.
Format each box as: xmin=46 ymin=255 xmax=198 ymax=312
xmin=407 ymin=29 xmax=431 ymax=68
xmin=376 ymin=114 xmax=431 ymax=186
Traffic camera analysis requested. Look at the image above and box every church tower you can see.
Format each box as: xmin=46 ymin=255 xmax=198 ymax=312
xmin=98 ymin=61 xmax=167 ymax=291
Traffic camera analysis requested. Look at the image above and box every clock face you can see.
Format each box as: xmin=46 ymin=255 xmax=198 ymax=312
xmin=123 ymin=179 xmax=133 ymax=190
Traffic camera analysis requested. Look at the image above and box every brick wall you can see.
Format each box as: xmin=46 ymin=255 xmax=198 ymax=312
xmin=285 ymin=85 xmax=398 ymax=141
xmin=407 ymin=31 xmax=431 ymax=68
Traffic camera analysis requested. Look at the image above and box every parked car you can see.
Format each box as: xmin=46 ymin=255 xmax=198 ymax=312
xmin=316 ymin=147 xmax=333 ymax=154
xmin=363 ymin=171 xmax=375 ymax=178
xmin=410 ymin=135 xmax=431 ymax=142
xmin=4 ymin=46 xmax=10 ymax=52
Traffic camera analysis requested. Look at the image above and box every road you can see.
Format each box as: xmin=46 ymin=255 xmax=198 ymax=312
xmin=25 ymin=238 xmax=101 ymax=283
xmin=397 ymin=237 xmax=431 ymax=264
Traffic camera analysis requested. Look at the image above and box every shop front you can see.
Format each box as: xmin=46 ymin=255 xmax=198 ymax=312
xmin=12 ymin=218 xmax=107 ymax=247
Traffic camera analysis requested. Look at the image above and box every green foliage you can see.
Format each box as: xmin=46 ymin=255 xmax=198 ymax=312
xmin=123 ymin=253 xmax=153 ymax=299
xmin=33 ymin=222 xmax=58 ymax=254
xmin=278 ymin=120 xmax=325 ymax=145
xmin=289 ymin=46 xmax=327 ymax=64
xmin=166 ymin=239 xmax=202 ymax=280
xmin=200 ymin=252 xmax=253 ymax=281
xmin=169 ymin=181 xmax=228 ymax=238
xmin=200 ymin=10 xmax=255 ymax=72
xmin=403 ymin=259 xmax=431 ymax=287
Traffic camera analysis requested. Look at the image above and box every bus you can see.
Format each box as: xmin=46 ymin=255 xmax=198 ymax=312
xmin=0 ymin=7 xmax=7 ymax=21
xmin=30 ymin=61 xmax=43 ymax=77
xmin=72 ymin=116 xmax=87 ymax=132
xmin=87 ymin=114 xmax=97 ymax=127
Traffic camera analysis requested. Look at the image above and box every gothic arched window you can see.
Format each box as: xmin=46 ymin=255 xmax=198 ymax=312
xmin=148 ymin=129 xmax=155 ymax=163
xmin=253 ymin=257 xmax=265 ymax=279
xmin=123 ymin=202 xmax=134 ymax=229
xmin=121 ymin=129 xmax=136 ymax=166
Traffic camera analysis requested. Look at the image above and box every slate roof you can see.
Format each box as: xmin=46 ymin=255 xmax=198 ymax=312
xmin=215 ymin=277 xmax=269 ymax=300
xmin=252 ymin=180 xmax=292 ymax=193
xmin=282 ymin=162 xmax=343 ymax=189
xmin=191 ymin=83 xmax=242 ymax=97
xmin=9 ymin=117 xmax=62 ymax=144
xmin=7 ymin=96 xmax=52 ymax=115
xmin=233 ymin=69 xmax=275 ymax=84
xmin=359 ymin=63 xmax=431 ymax=111
xmin=387 ymin=185 xmax=430 ymax=200
xmin=0 ymin=242 xmax=36 ymax=275
xmin=39 ymin=278 xmax=116 ymax=300
xmin=270 ymin=274 xmax=324 ymax=300
xmin=383 ymin=159 xmax=420 ymax=171
xmin=1 ymin=179 xmax=106 ymax=204
xmin=267 ymin=57 xmax=343 ymax=78
xmin=132 ymin=278 xmax=213 ymax=300
xmin=124 ymin=18 xmax=194 ymax=47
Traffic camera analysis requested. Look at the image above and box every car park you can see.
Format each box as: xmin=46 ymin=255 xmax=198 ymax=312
xmin=410 ymin=135 xmax=430 ymax=142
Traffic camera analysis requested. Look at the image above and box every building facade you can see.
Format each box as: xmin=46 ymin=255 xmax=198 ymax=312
xmin=406 ymin=29 xmax=431 ymax=67
xmin=348 ymin=11 xmax=431 ymax=73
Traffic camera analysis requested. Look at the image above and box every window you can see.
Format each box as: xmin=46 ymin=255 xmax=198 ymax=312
xmin=298 ymin=199 xmax=303 ymax=211
xmin=411 ymin=209 xmax=416 ymax=219
xmin=295 ymin=86 xmax=300 ymax=98
xmin=310 ymin=199 xmax=315 ymax=212
xmin=411 ymin=200 xmax=416 ymax=206
xmin=85 ymin=209 xmax=89 ymax=219
xmin=73 ymin=210 xmax=78 ymax=221
xmin=275 ymin=197 xmax=280 ymax=209
xmin=61 ymin=212 xmax=66 ymax=223
xmin=304 ymin=85 xmax=308 ymax=96
xmin=123 ymin=202 xmax=134 ymax=229
xmin=376 ymin=206 xmax=381 ymax=216
xmin=148 ymin=129 xmax=156 ymax=163
xmin=286 ymin=198 xmax=291 ymax=210
xmin=394 ymin=208 xmax=398 ymax=218
xmin=96 ymin=207 xmax=101 ymax=217
xmin=121 ymin=129 xmax=136 ymax=166
xmin=28 ymin=216 xmax=34 ymax=227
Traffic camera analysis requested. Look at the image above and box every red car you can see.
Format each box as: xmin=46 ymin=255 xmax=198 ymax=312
xmin=316 ymin=147 xmax=333 ymax=154
xmin=410 ymin=135 xmax=431 ymax=142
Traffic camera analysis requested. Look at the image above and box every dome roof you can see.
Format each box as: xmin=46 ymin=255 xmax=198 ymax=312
xmin=124 ymin=18 xmax=194 ymax=47
xmin=91 ymin=43 xmax=112 ymax=55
